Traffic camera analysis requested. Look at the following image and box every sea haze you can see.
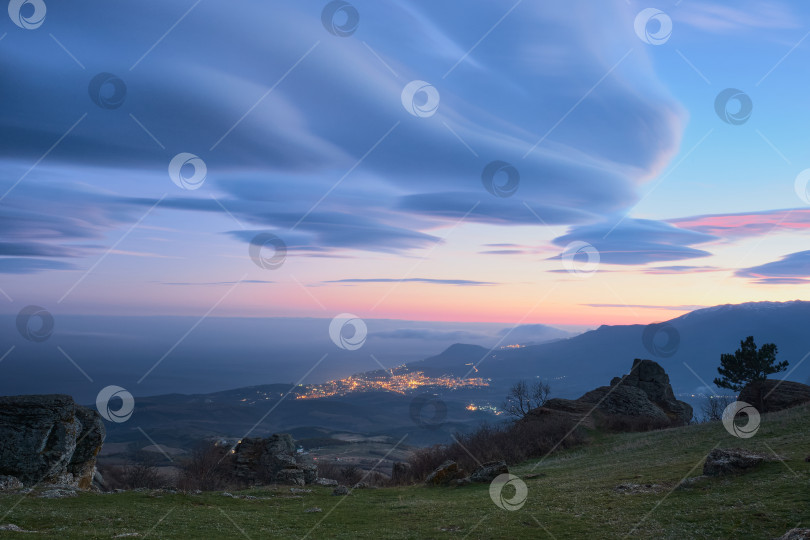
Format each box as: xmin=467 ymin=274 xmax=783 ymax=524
xmin=0 ymin=314 xmax=573 ymax=403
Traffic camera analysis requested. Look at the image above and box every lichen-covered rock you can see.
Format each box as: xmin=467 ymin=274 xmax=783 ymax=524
xmin=702 ymin=448 xmax=775 ymax=476
xmin=0 ymin=475 xmax=23 ymax=491
xmin=275 ymin=467 xmax=305 ymax=486
xmin=70 ymin=406 xmax=106 ymax=489
xmin=301 ymin=464 xmax=318 ymax=485
xmin=315 ymin=477 xmax=338 ymax=487
xmin=425 ymin=460 xmax=465 ymax=486
xmin=231 ymin=434 xmax=313 ymax=485
xmin=0 ymin=394 xmax=105 ymax=489
xmin=469 ymin=461 xmax=508 ymax=483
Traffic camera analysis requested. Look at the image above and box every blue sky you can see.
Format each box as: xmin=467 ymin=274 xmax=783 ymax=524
xmin=1 ymin=0 xmax=809 ymax=326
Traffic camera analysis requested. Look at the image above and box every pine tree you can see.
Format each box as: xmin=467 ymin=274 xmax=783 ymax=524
xmin=714 ymin=336 xmax=788 ymax=392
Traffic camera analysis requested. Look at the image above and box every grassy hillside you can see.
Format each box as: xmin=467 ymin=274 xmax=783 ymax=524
xmin=2 ymin=404 xmax=808 ymax=539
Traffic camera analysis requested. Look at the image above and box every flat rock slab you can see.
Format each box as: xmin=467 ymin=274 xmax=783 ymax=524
xmin=703 ymin=448 xmax=779 ymax=476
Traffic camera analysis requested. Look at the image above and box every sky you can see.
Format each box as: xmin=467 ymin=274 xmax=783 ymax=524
xmin=2 ymin=0 xmax=810 ymax=328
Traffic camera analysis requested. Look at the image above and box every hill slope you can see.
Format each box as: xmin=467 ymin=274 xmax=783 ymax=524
xmin=3 ymin=404 xmax=808 ymax=539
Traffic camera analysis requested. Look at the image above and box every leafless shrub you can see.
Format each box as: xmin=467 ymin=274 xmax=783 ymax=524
xmin=177 ymin=442 xmax=238 ymax=492
xmin=99 ymin=453 xmax=163 ymax=490
xmin=502 ymin=380 xmax=552 ymax=419
xmin=401 ymin=414 xmax=586 ymax=484
xmin=700 ymin=395 xmax=734 ymax=423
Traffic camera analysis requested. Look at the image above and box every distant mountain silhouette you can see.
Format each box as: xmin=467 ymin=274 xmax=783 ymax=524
xmin=101 ymin=301 xmax=810 ymax=452
xmin=411 ymin=300 xmax=810 ymax=399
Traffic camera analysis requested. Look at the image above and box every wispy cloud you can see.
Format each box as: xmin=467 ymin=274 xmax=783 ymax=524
xmin=324 ymin=278 xmax=496 ymax=286
xmin=583 ymin=303 xmax=707 ymax=311
xmin=735 ymin=250 xmax=810 ymax=284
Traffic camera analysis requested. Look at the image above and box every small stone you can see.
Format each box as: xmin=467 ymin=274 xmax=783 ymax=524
xmin=290 ymin=487 xmax=312 ymax=494
xmin=332 ymin=485 xmax=350 ymax=496
xmin=0 ymin=476 xmax=23 ymax=491
xmin=304 ymin=507 xmax=322 ymax=513
xmin=315 ymin=478 xmax=338 ymax=487
xmin=469 ymin=461 xmax=508 ymax=483
xmin=777 ymin=528 xmax=810 ymax=540
xmin=38 ymin=489 xmax=78 ymax=499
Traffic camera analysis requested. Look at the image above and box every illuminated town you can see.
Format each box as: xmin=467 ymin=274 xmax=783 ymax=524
xmin=294 ymin=368 xmax=489 ymax=400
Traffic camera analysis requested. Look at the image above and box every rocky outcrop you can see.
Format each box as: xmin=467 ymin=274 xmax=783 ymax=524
xmin=230 ymin=434 xmax=317 ymax=486
xmin=579 ymin=384 xmax=670 ymax=421
xmin=610 ymin=359 xmax=693 ymax=424
xmin=738 ymin=379 xmax=810 ymax=413
xmin=0 ymin=394 xmax=105 ymax=489
xmin=702 ymin=448 xmax=777 ymax=476
xmin=530 ymin=359 xmax=692 ymax=430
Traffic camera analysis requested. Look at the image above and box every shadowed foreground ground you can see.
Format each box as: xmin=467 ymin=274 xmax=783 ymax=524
xmin=1 ymin=404 xmax=808 ymax=539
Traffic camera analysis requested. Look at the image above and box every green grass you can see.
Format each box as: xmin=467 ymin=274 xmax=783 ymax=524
xmin=2 ymin=405 xmax=809 ymax=539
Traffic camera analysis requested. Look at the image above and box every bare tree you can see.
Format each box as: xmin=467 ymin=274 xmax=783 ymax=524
xmin=178 ymin=443 xmax=235 ymax=491
xmin=700 ymin=394 xmax=733 ymax=423
xmin=502 ymin=380 xmax=551 ymax=419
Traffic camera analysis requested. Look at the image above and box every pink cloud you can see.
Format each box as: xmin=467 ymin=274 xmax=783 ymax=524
xmin=669 ymin=208 xmax=810 ymax=240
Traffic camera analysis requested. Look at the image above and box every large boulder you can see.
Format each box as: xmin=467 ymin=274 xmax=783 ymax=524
xmin=231 ymin=433 xmax=315 ymax=486
xmin=702 ymin=448 xmax=775 ymax=476
xmin=425 ymin=460 xmax=465 ymax=486
xmin=0 ymin=394 xmax=105 ymax=489
xmin=469 ymin=461 xmax=508 ymax=483
xmin=738 ymin=379 xmax=810 ymax=413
